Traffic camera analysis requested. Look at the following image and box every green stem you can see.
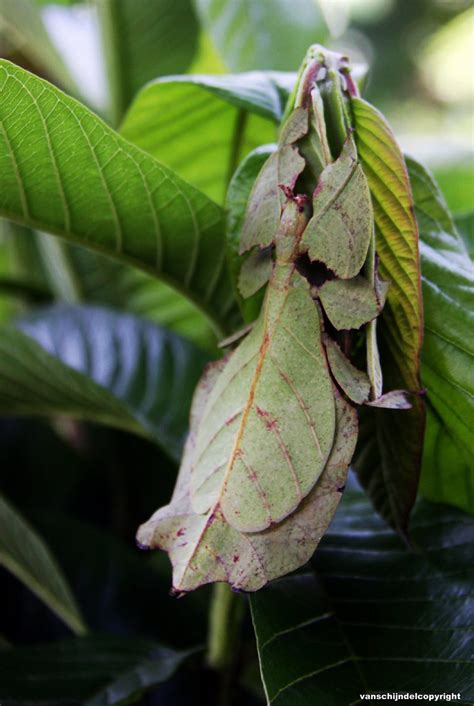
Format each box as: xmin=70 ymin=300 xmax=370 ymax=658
xmin=97 ymin=0 xmax=128 ymax=127
xmin=207 ymin=582 xmax=239 ymax=669
xmin=207 ymin=583 xmax=244 ymax=705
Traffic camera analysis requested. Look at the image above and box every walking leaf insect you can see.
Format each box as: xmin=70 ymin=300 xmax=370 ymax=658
xmin=137 ymin=45 xmax=411 ymax=593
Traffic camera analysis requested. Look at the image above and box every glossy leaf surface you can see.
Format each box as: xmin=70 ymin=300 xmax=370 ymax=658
xmin=0 ymin=635 xmax=190 ymax=705
xmin=251 ymin=488 xmax=474 ymax=705
xmin=0 ymin=305 xmax=208 ymax=459
xmin=406 ymin=158 xmax=474 ymax=514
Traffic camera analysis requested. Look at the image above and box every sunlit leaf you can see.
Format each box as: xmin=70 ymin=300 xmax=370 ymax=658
xmin=0 ymin=60 xmax=238 ymax=333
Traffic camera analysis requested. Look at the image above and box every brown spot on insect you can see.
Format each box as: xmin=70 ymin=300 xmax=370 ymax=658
xmin=176 ymin=528 xmax=186 ymax=537
xmin=233 ymin=555 xmax=239 ymax=563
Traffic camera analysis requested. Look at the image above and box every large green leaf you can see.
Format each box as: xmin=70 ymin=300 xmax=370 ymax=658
xmin=406 ymin=157 xmax=474 ymax=514
xmin=351 ymin=97 xmax=424 ymax=534
xmin=0 ymin=305 xmax=208 ymax=459
xmin=121 ymin=73 xmax=295 ymax=202
xmin=250 ymin=486 xmax=474 ymax=705
xmin=0 ymin=60 xmax=238 ymax=333
xmin=98 ymin=0 xmax=199 ymax=124
xmin=0 ymin=0 xmax=77 ymax=94
xmin=0 ymin=635 xmax=191 ymax=705
xmin=194 ymin=0 xmax=328 ymax=72
xmin=0 ymin=492 xmax=85 ymax=635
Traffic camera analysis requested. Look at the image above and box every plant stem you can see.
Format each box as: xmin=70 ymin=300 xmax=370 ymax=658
xmin=207 ymin=582 xmax=240 ymax=669
xmin=207 ymin=583 xmax=244 ymax=706
xmin=96 ymin=0 xmax=128 ymax=127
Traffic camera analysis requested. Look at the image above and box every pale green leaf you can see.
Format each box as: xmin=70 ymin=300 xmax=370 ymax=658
xmin=137 ymin=373 xmax=356 ymax=592
xmin=0 ymin=305 xmax=208 ymax=459
xmin=0 ymin=492 xmax=85 ymax=635
xmin=121 ymin=72 xmax=294 ymax=202
xmin=0 ymin=60 xmax=238 ymax=333
xmin=324 ymin=336 xmax=370 ymax=404
xmin=318 ymin=275 xmax=381 ymax=331
xmin=301 ymin=138 xmax=373 ymax=279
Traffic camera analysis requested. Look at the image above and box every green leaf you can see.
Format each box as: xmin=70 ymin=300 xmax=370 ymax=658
xmin=454 ymin=211 xmax=474 ymax=259
xmin=250 ymin=488 xmax=474 ymax=705
xmin=0 ymin=304 xmax=208 ymax=459
xmin=98 ymin=0 xmax=199 ymax=125
xmin=194 ymin=0 xmax=328 ymax=72
xmin=0 ymin=60 xmax=238 ymax=333
xmin=0 ymin=0 xmax=77 ymax=94
xmin=0 ymin=635 xmax=191 ymax=705
xmin=406 ymin=157 xmax=474 ymax=514
xmin=0 ymin=492 xmax=85 ymax=635
xmin=121 ymin=73 xmax=295 ymax=202
xmin=351 ymin=97 xmax=424 ymax=534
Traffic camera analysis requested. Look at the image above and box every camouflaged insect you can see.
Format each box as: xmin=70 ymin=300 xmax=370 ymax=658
xmin=137 ymin=45 xmax=411 ymax=593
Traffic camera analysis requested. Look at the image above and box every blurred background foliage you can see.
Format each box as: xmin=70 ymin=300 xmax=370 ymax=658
xmin=0 ymin=1 xmax=472 ymax=703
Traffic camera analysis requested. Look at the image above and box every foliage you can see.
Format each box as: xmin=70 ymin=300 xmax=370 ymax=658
xmin=0 ymin=2 xmax=472 ymax=705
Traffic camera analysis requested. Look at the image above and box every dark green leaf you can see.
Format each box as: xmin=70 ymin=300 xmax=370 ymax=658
xmin=0 ymin=635 xmax=191 ymax=705
xmin=121 ymin=73 xmax=294 ymax=202
xmin=352 ymin=97 xmax=424 ymax=534
xmin=0 ymin=492 xmax=85 ymax=636
xmin=406 ymin=157 xmax=474 ymax=515
xmin=0 ymin=60 xmax=238 ymax=333
xmin=0 ymin=305 xmax=208 ymax=459
xmin=250 ymin=487 xmax=474 ymax=705
xmin=194 ymin=0 xmax=328 ymax=72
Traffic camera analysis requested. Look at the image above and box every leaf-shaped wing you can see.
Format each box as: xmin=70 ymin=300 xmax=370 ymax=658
xmin=136 ymin=384 xmax=357 ymax=593
xmin=190 ymin=266 xmax=336 ymax=532
xmin=240 ymin=147 xmax=305 ymax=254
xmin=301 ymin=138 xmax=373 ymax=278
